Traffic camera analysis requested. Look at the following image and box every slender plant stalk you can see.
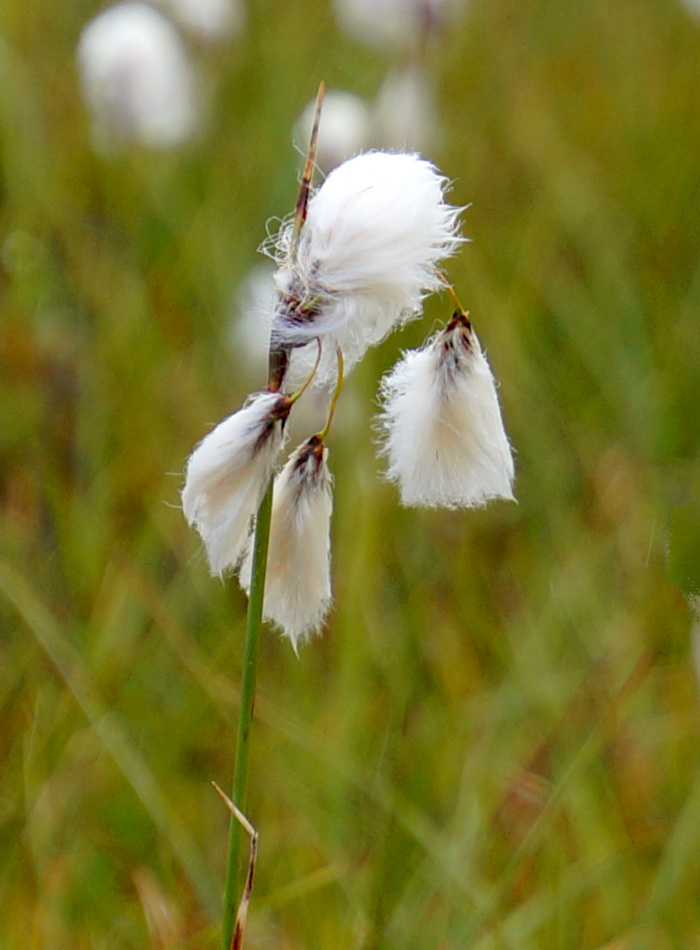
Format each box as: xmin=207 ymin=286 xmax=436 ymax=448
xmin=221 ymin=82 xmax=325 ymax=948
xmin=221 ymin=480 xmax=274 ymax=950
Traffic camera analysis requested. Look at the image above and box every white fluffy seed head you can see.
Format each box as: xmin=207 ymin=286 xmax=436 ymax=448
xmin=378 ymin=313 xmax=515 ymax=508
xmin=268 ymin=150 xmax=464 ymax=385
xmin=239 ymin=436 xmax=333 ymax=652
xmin=77 ymin=1 xmax=198 ymax=151
xmin=182 ymin=392 xmax=290 ymax=576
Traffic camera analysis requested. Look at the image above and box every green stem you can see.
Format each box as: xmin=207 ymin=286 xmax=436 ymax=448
xmin=221 ymin=481 xmax=273 ymax=950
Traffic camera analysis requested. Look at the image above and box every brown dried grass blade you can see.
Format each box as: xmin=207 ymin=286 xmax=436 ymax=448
xmin=213 ymin=782 xmax=259 ymax=950
xmin=290 ymin=81 xmax=325 ymax=257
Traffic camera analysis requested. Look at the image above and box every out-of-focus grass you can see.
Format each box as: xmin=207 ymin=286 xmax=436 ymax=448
xmin=1 ymin=0 xmax=700 ymax=947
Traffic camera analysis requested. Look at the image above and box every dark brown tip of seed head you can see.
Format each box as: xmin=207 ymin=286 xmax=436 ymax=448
xmin=271 ymin=394 xmax=293 ymax=421
xmin=302 ymin=433 xmax=325 ymax=464
xmin=309 ymin=434 xmax=326 ymax=461
xmin=253 ymin=394 xmax=293 ymax=452
xmin=446 ymin=308 xmax=472 ymax=332
xmin=292 ymin=434 xmax=326 ymax=481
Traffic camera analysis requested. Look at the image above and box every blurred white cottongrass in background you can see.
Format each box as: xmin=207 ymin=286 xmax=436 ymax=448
xmin=296 ymin=73 xmax=437 ymax=168
xmin=77 ymin=1 xmax=199 ymax=150
xmin=688 ymin=593 xmax=700 ymax=694
xmin=372 ymin=64 xmax=439 ymax=152
xmin=157 ymin=0 xmax=244 ymax=42
xmin=680 ymin=0 xmax=700 ymax=19
xmin=295 ymin=91 xmax=371 ymax=173
xmin=230 ymin=263 xmax=277 ymax=380
xmin=332 ymin=0 xmax=463 ymax=49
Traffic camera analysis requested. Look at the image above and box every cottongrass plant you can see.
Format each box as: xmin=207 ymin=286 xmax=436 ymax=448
xmin=181 ymin=83 xmax=514 ymax=947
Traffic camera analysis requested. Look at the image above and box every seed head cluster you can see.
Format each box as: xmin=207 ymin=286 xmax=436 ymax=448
xmin=182 ymin=146 xmax=514 ymax=651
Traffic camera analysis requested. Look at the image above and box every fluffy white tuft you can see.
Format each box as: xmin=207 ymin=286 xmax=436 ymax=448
xmin=239 ymin=436 xmax=333 ymax=651
xmin=269 ymin=151 xmax=464 ymax=385
xmin=182 ymin=392 xmax=289 ymax=576
xmin=378 ymin=314 xmax=515 ymax=508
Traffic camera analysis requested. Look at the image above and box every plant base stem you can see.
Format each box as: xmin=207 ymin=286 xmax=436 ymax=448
xmin=221 ymin=482 xmax=274 ymax=950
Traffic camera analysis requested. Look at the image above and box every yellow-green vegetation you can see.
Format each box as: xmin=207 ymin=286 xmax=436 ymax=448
xmin=2 ymin=0 xmax=700 ymax=947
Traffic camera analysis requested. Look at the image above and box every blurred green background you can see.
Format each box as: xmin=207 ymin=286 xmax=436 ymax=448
xmin=2 ymin=0 xmax=700 ymax=947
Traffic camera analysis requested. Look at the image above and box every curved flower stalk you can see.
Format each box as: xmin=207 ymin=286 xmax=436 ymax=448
xmin=182 ymin=392 xmax=292 ymax=576
xmin=267 ymin=150 xmax=464 ymax=387
xmin=239 ymin=434 xmax=333 ymax=652
xmin=378 ymin=308 xmax=515 ymax=508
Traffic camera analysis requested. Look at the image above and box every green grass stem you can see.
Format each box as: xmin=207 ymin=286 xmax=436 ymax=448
xmin=221 ymin=481 xmax=274 ymax=950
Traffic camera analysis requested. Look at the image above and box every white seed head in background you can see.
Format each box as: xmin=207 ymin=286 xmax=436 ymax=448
xmin=680 ymin=0 xmax=700 ymax=18
xmin=378 ymin=311 xmax=515 ymax=508
xmin=229 ymin=263 xmax=277 ymax=380
xmin=182 ymin=392 xmax=291 ymax=577
xmin=269 ymin=150 xmax=464 ymax=386
xmin=372 ymin=65 xmax=440 ymax=154
xmin=295 ymin=90 xmax=370 ymax=173
xmin=332 ymin=0 xmax=461 ymax=49
xmin=157 ymin=0 xmax=244 ymax=41
xmin=77 ymin=1 xmax=198 ymax=151
xmin=239 ymin=436 xmax=333 ymax=652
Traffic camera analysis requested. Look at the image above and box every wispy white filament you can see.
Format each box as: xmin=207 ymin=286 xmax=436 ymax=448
xmin=182 ymin=392 xmax=290 ymax=576
xmin=77 ymin=2 xmax=198 ymax=151
xmin=378 ymin=314 xmax=515 ymax=508
xmin=239 ymin=436 xmax=333 ymax=651
xmin=269 ymin=150 xmax=463 ymax=385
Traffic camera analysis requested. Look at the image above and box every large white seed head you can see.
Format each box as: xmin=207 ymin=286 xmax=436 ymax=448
xmin=182 ymin=392 xmax=290 ymax=576
xmin=239 ymin=436 xmax=333 ymax=651
xmin=269 ymin=150 xmax=464 ymax=385
xmin=77 ymin=1 xmax=198 ymax=150
xmin=378 ymin=314 xmax=515 ymax=508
